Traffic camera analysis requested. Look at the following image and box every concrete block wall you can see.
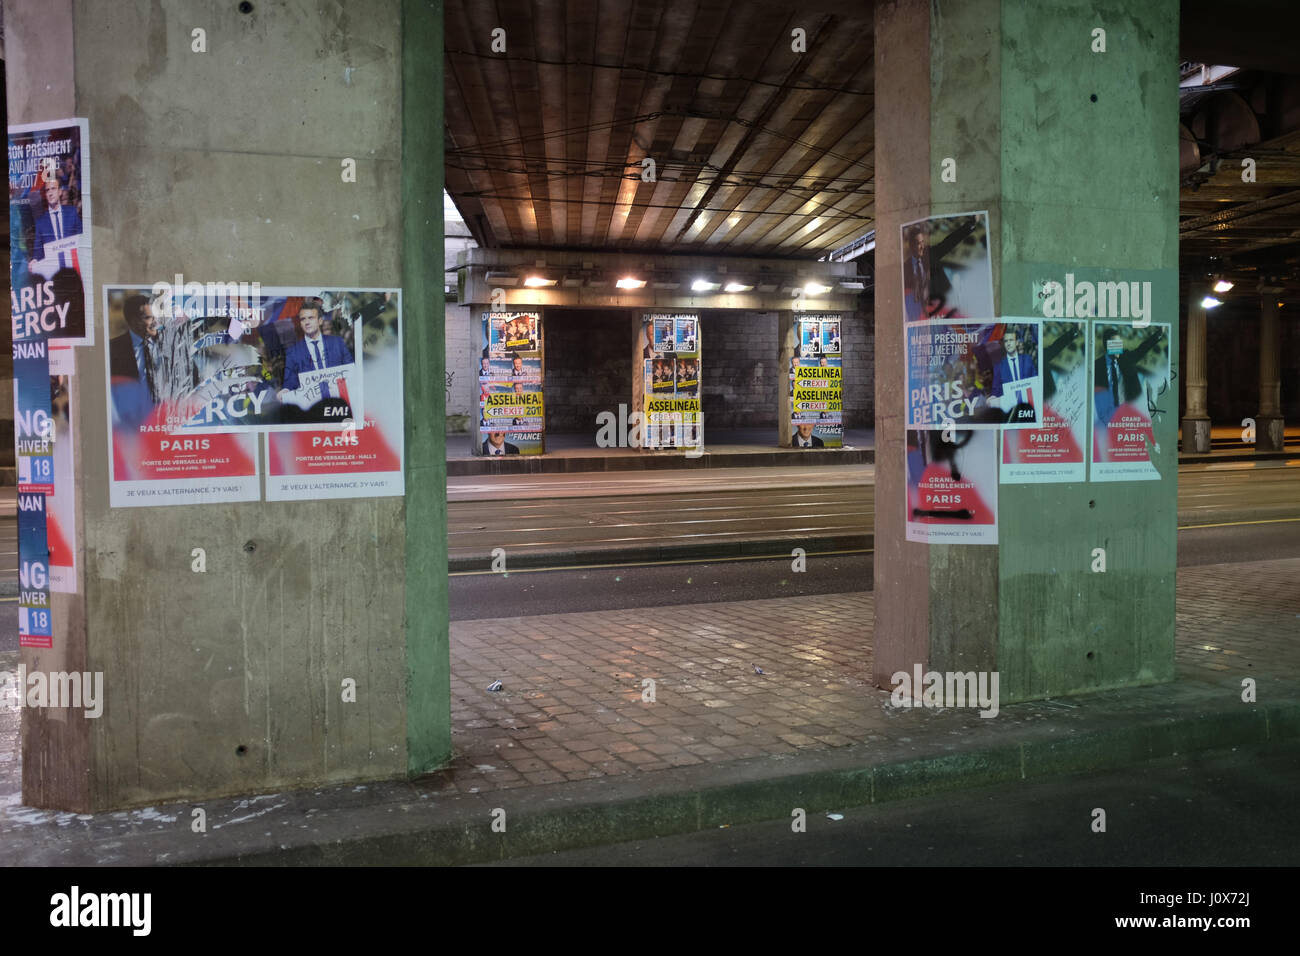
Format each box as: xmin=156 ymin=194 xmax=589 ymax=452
xmin=445 ymin=301 xmax=473 ymax=430
xmin=542 ymin=308 xmax=632 ymax=435
xmin=700 ymin=312 xmax=778 ymax=429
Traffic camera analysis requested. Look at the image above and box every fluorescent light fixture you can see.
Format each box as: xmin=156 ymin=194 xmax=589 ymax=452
xmin=1213 ymin=279 xmax=1234 ymax=293
xmin=523 ymin=275 xmax=556 ymax=287
xmin=485 ymin=272 xmax=519 ymax=287
xmin=691 ymin=278 xmax=719 ymax=292
xmin=723 ymin=281 xmax=753 ymax=293
xmin=616 ymin=277 xmax=646 ymax=290
xmin=803 ymin=282 xmax=831 ymax=295
xmin=838 ymin=281 xmax=866 ymax=291
xmin=1201 ymin=295 xmax=1223 ymax=309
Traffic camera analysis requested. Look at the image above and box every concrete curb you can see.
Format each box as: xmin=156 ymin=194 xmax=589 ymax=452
xmin=447 ymin=447 xmax=873 ymax=475
xmin=194 ymin=696 xmax=1300 ymax=866
xmin=448 ymin=534 xmax=873 ymax=572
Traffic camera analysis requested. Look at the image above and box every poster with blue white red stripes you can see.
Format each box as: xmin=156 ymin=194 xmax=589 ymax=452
xmin=905 ymin=319 xmax=1044 ymax=430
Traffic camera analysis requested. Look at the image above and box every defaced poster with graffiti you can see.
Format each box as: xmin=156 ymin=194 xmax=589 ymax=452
xmin=1090 ymin=323 xmax=1171 ymax=482
xmin=104 ymin=283 xmax=399 ymax=506
xmin=906 ymin=428 xmax=999 ymax=544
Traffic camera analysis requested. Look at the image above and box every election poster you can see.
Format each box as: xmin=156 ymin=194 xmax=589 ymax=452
xmin=488 ymin=312 xmax=539 ymax=354
xmin=17 ymin=490 xmax=53 ymax=648
xmin=14 ymin=337 xmax=54 ymax=496
xmin=906 ymin=428 xmax=999 ymax=544
xmin=265 ymin=291 xmax=403 ymax=500
xmin=1001 ymin=320 xmax=1088 ymax=483
xmin=103 ymin=282 xmax=364 ymax=435
xmin=1090 ymin=322 xmax=1171 ymax=482
xmin=906 ymin=320 xmax=1043 ymax=430
xmin=48 ymin=347 xmax=77 ymax=591
xmin=479 ymin=311 xmax=543 ymax=455
xmin=641 ymin=314 xmax=701 ymax=450
xmin=900 ymin=211 xmax=993 ymax=322
xmin=8 ymin=118 xmax=94 ymax=347
xmin=791 ymin=315 xmax=842 ymax=449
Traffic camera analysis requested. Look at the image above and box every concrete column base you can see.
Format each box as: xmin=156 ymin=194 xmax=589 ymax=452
xmin=1182 ymin=417 xmax=1212 ymax=454
xmin=1255 ymin=415 xmax=1286 ymax=452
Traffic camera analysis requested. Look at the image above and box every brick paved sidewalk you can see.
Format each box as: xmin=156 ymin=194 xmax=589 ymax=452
xmin=2 ymin=558 xmax=1296 ymax=830
xmin=440 ymin=558 xmax=1300 ymax=795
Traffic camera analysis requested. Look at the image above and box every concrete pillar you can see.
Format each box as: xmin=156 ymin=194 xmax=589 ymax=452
xmin=1255 ymin=293 xmax=1285 ymax=452
xmin=9 ymin=0 xmax=450 ymax=810
xmin=1182 ymin=283 xmax=1212 ymax=453
xmin=874 ymin=0 xmax=1179 ymax=703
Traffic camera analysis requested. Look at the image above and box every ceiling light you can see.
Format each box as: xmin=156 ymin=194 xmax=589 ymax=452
xmin=691 ymin=278 xmax=718 ymax=292
xmin=1213 ymin=279 xmax=1234 ymax=293
xmin=803 ymin=282 xmax=831 ymax=295
xmin=616 ymin=277 xmax=646 ymax=290
xmin=523 ymin=275 xmax=555 ymax=287
xmin=1201 ymin=295 xmax=1223 ymax=309
xmin=724 ymin=281 xmax=752 ymax=293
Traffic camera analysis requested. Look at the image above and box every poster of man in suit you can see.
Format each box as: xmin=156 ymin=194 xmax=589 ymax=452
xmin=8 ymin=118 xmax=94 ymax=346
xmin=1001 ymin=320 xmax=1088 ymax=483
xmin=906 ymin=320 xmax=1043 ymax=429
xmin=1090 ymin=323 xmax=1171 ymax=482
xmin=900 ymin=212 xmax=993 ymax=322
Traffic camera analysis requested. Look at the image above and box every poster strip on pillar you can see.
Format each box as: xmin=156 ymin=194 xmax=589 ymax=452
xmin=14 ymin=338 xmax=54 ymax=496
xmin=641 ymin=314 xmax=701 ymax=450
xmin=14 ymin=338 xmax=57 ymax=642
xmin=48 ymin=347 xmax=77 ymax=592
xmin=17 ymin=490 xmax=53 ymax=648
xmin=1089 ymin=322 xmax=1171 ymax=482
xmin=900 ymin=211 xmax=993 ymax=322
xmin=905 ymin=320 xmax=1043 ymax=429
xmin=480 ymin=311 xmax=543 ymax=455
xmin=265 ymin=292 xmax=403 ymax=500
xmin=1000 ymin=320 xmax=1088 ymax=483
xmin=791 ymin=314 xmax=842 ymax=448
xmin=8 ymin=118 xmax=94 ymax=347
xmin=905 ymin=429 xmax=999 ymax=544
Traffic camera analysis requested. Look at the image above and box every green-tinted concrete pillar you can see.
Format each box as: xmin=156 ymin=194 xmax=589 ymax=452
xmin=403 ymin=0 xmax=451 ymax=772
xmin=874 ymin=0 xmax=1180 ymax=703
xmin=7 ymin=0 xmax=450 ymax=810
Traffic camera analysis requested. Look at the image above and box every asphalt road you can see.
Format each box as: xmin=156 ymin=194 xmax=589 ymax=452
xmin=448 ymin=461 xmax=1300 ymax=563
xmin=449 ymin=518 xmax=1300 ymax=620
xmin=490 ymin=741 xmax=1300 ymax=867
